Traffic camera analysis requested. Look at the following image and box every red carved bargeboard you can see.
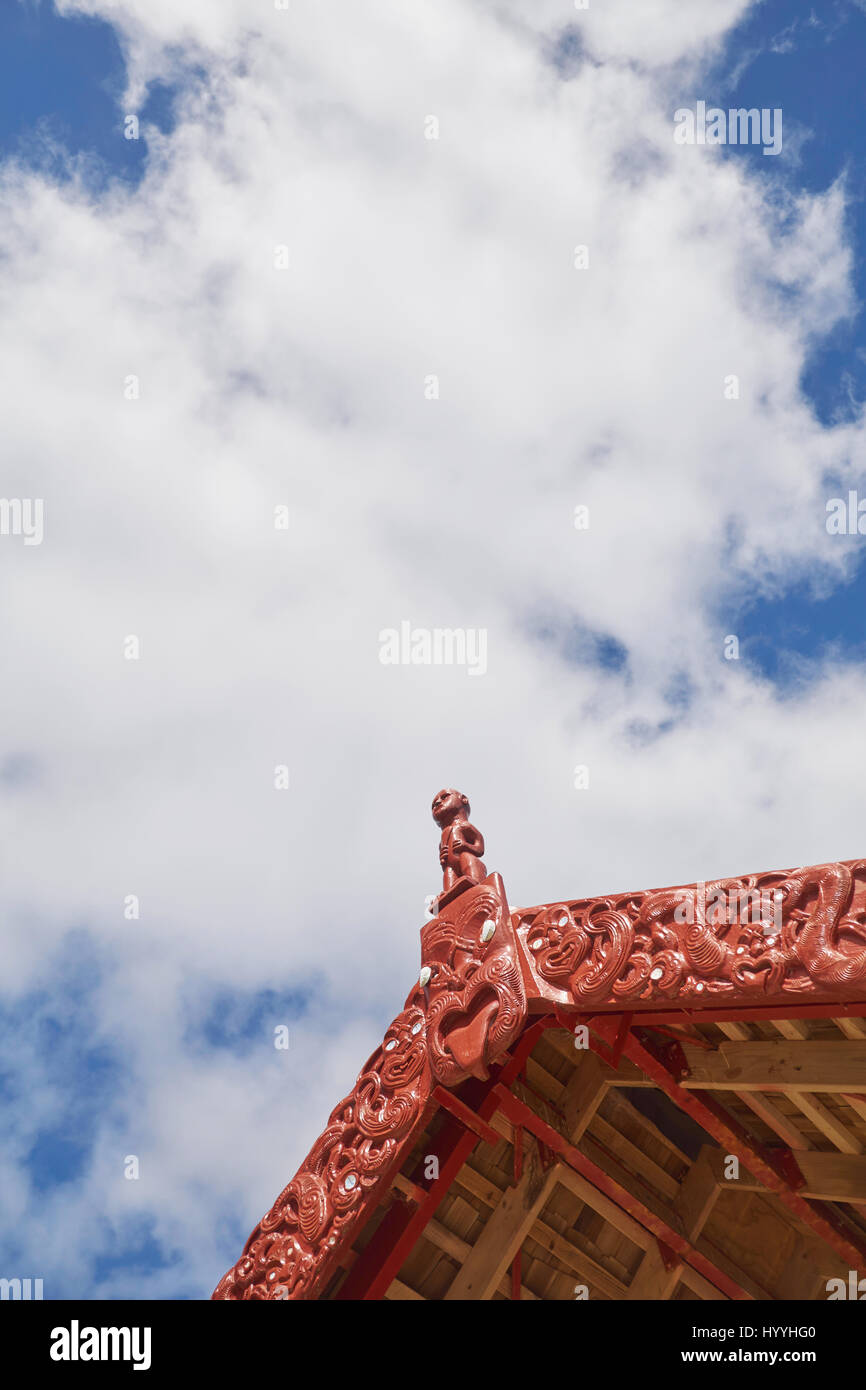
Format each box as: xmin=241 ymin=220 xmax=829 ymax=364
xmin=212 ymin=1001 xmax=432 ymax=1301
xmin=517 ymin=858 xmax=866 ymax=1011
xmin=212 ymin=859 xmax=866 ymax=1299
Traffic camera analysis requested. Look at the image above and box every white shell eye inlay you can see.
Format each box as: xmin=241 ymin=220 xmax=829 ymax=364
xmin=384 ymin=1039 xmax=397 ymax=1051
xmin=419 ymin=966 xmax=432 ymax=987
xmin=411 ymin=1021 xmax=423 ymax=1035
xmin=481 ymin=919 xmax=496 ymax=943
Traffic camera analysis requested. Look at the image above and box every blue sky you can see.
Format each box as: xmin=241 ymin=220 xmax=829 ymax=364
xmin=704 ymin=1 xmax=866 ymax=680
xmin=1 ymin=0 xmax=866 ymax=1301
xmin=0 ymin=1 xmax=178 ymax=186
xmin=712 ymin=2 xmax=866 ymax=425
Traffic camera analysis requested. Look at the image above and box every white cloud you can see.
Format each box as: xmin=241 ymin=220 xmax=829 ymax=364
xmin=2 ymin=0 xmax=866 ymax=1295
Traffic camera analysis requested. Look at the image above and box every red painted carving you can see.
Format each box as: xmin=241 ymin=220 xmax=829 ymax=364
xmin=212 ymin=1003 xmax=431 ymax=1300
xmin=517 ymin=860 xmax=866 ymax=1011
xmin=432 ymin=788 xmax=487 ymax=901
xmin=212 ymin=808 xmax=866 ymax=1299
xmin=411 ymin=872 xmax=527 ymax=1085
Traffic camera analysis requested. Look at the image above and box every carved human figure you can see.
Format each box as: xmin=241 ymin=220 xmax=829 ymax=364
xmin=431 ymin=788 xmax=487 ymax=893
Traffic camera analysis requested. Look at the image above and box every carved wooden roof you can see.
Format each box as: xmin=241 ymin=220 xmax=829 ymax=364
xmin=213 ymin=857 xmax=866 ymax=1300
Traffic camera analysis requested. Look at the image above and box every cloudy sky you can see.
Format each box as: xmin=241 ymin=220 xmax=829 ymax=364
xmin=1 ymin=0 xmax=866 ymax=1299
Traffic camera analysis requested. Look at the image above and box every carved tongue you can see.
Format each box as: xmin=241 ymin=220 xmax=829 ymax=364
xmin=445 ymin=998 xmax=498 ymax=1079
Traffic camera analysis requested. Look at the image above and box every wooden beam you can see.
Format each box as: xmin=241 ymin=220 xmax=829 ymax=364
xmin=561 ymin=1051 xmax=609 ymax=1139
xmin=795 ymin=1151 xmax=866 ymax=1203
xmin=524 ymin=1055 xmax=569 ymax=1105
xmin=421 ymin=1215 xmax=472 ymax=1264
xmin=543 ymin=1030 xmax=652 ymax=1085
xmin=717 ymin=1022 xmax=752 ymax=1041
xmin=584 ymin=1131 xmax=768 ymax=1300
xmin=444 ymin=1139 xmax=558 ymax=1300
xmin=675 ymin=1147 xmax=722 ymax=1241
xmin=625 ymin=1142 xmax=717 ymax=1302
xmin=836 ymin=1017 xmax=866 ymax=1040
xmin=675 ymin=1149 xmax=836 ymax=1299
xmin=596 ymin=1021 xmax=866 ymax=1272
xmin=454 ymin=1162 xmax=629 ymax=1299
xmin=445 ymin=1046 xmax=614 ymax=1301
xmin=524 ymin=1219 xmax=629 ymax=1299
xmin=589 ymin=1115 xmax=680 ymax=1200
xmin=789 ymin=1092 xmax=863 ymax=1154
xmin=452 ymin=1165 xmax=503 ymax=1208
xmin=392 ymin=1172 xmax=428 ymax=1204
xmin=496 ymin=1088 xmax=755 ymax=1299
xmin=416 ymin=1208 xmax=543 ymax=1300
xmin=557 ymin=1151 xmax=764 ymax=1299
xmin=702 ymin=1143 xmax=866 ymax=1205
xmin=602 ymin=1088 xmax=693 ymax=1168
xmin=843 ymin=1093 xmax=866 ymax=1124
xmin=494 ymin=1044 xmax=766 ymax=1301
xmin=627 ymin=1239 xmax=681 ymax=1300
xmin=772 ymin=1019 xmax=811 ymax=1041
xmin=681 ymin=1041 xmax=866 ymax=1092
xmin=735 ymin=1090 xmax=811 ymax=1150
xmin=554 ymin=1163 xmax=652 ymax=1250
xmin=457 ymin=1088 xmax=760 ymax=1300
xmin=679 ymin=1263 xmax=729 ymax=1300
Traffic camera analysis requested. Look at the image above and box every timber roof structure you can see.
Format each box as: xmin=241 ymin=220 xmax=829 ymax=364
xmin=213 ymin=792 xmax=866 ymax=1301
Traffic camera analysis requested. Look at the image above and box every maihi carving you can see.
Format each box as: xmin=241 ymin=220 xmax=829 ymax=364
xmin=521 ymin=861 xmax=866 ymax=1006
xmin=213 ymin=1004 xmax=430 ymax=1300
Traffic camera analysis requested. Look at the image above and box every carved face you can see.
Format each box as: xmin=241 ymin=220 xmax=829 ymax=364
xmin=431 ymin=788 xmax=468 ymax=826
xmin=419 ymin=877 xmax=525 ymax=1084
xmin=378 ymin=1008 xmax=427 ymax=1091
